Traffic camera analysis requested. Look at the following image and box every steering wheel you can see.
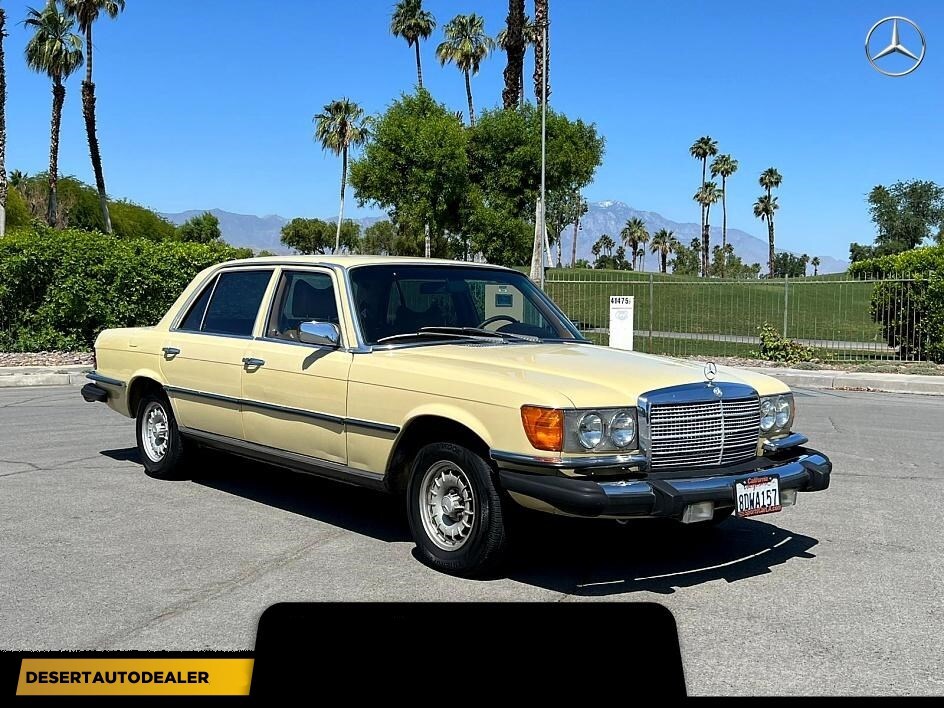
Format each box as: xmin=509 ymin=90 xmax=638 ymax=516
xmin=478 ymin=314 xmax=520 ymax=329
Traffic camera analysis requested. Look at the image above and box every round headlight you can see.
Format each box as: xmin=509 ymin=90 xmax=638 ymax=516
xmin=609 ymin=410 xmax=636 ymax=448
xmin=776 ymin=396 xmax=792 ymax=429
xmin=760 ymin=398 xmax=777 ymax=431
xmin=577 ymin=413 xmax=604 ymax=449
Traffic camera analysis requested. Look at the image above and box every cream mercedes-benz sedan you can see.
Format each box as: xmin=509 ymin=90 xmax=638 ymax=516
xmin=82 ymin=256 xmax=831 ymax=575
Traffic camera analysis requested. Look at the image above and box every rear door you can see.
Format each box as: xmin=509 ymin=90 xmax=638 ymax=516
xmin=160 ymin=267 xmax=275 ymax=439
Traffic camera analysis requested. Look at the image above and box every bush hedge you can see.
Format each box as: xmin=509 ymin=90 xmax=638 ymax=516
xmin=0 ymin=227 xmax=252 ymax=351
xmin=849 ymin=245 xmax=944 ymax=362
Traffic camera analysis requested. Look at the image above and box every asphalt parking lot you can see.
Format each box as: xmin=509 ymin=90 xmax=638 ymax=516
xmin=1 ymin=385 xmax=943 ymax=695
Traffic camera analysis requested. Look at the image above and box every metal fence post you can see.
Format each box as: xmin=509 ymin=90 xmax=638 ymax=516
xmin=649 ymin=273 xmax=654 ymax=353
xmin=783 ymin=274 xmax=789 ymax=338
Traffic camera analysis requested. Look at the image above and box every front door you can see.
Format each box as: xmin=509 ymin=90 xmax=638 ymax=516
xmin=160 ymin=268 xmax=274 ymax=440
xmin=240 ymin=268 xmax=352 ymax=464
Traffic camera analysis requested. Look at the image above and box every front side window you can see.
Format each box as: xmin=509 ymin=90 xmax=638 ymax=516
xmin=349 ymin=265 xmax=582 ymax=345
xmin=265 ymin=270 xmax=340 ymax=342
xmin=178 ymin=269 xmax=273 ymax=337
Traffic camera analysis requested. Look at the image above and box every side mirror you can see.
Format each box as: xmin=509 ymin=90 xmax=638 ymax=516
xmin=298 ymin=321 xmax=341 ymax=348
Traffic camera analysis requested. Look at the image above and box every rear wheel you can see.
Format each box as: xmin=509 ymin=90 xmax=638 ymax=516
xmin=407 ymin=442 xmax=508 ymax=576
xmin=135 ymin=391 xmax=188 ymax=479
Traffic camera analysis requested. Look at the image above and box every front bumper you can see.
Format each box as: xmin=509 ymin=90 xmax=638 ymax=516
xmin=497 ymin=448 xmax=831 ymax=519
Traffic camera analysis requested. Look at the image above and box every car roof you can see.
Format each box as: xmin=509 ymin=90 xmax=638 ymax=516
xmin=220 ymin=255 xmax=518 ymax=271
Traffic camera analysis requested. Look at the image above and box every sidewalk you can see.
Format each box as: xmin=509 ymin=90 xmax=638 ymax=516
xmin=2 ymin=363 xmax=943 ymax=396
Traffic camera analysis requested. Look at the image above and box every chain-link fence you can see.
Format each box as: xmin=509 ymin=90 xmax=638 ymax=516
xmin=544 ymin=269 xmax=932 ymax=361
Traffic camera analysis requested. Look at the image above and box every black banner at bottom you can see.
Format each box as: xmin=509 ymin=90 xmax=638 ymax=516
xmin=4 ymin=602 xmax=685 ymax=701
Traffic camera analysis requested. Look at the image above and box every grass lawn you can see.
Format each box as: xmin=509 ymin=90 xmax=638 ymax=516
xmin=545 ymin=269 xmax=886 ymax=350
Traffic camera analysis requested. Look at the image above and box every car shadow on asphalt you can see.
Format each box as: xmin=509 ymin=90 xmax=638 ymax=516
xmin=502 ymin=511 xmax=819 ymax=596
xmin=101 ymin=447 xmax=819 ymax=594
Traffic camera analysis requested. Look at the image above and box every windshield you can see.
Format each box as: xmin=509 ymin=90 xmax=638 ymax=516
xmin=347 ymin=264 xmax=583 ymax=346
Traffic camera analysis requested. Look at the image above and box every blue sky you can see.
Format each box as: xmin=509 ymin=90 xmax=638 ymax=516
xmin=5 ymin=0 xmax=943 ymax=261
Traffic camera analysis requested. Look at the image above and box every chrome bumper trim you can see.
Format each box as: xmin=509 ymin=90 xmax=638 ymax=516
xmin=86 ymin=371 xmax=125 ymax=388
xmin=490 ymin=449 xmax=648 ymax=470
xmin=762 ymin=432 xmax=809 ymax=453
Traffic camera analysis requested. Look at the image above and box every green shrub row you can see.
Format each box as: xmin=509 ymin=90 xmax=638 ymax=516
xmin=0 ymin=227 xmax=252 ymax=352
xmin=849 ymin=245 xmax=944 ymax=363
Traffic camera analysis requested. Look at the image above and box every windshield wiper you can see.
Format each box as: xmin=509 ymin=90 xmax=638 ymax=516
xmin=418 ymin=326 xmax=540 ymax=342
xmin=374 ymin=331 xmax=483 ymax=344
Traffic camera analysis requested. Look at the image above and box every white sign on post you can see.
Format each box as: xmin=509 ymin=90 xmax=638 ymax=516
xmin=609 ymin=295 xmax=634 ymax=350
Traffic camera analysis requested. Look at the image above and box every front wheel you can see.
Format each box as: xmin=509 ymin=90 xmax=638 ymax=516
xmin=135 ymin=391 xmax=188 ymax=479
xmin=407 ymin=442 xmax=508 ymax=576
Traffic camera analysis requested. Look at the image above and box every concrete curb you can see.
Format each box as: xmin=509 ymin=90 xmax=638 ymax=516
xmin=0 ymin=365 xmax=92 ymax=388
xmin=744 ymin=367 xmax=944 ymax=396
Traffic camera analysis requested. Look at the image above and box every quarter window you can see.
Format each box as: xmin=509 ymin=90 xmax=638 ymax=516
xmin=188 ymin=270 xmax=273 ymax=337
xmin=177 ymin=276 xmax=216 ymax=332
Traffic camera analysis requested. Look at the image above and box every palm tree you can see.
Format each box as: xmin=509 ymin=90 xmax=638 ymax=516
xmin=620 ymin=217 xmax=647 ymax=270
xmin=811 ymin=256 xmax=820 ymax=276
xmin=694 ymin=181 xmax=721 ymax=276
xmin=9 ymin=170 xmax=27 ymax=189
xmin=436 ymin=13 xmax=493 ymax=127
xmin=758 ymin=167 xmax=783 ymax=276
xmin=63 ymin=0 xmax=122 ymax=233
xmin=710 ymin=153 xmax=738 ymax=276
xmin=650 ymin=228 xmax=677 ymax=274
xmin=753 ymin=194 xmax=779 ymax=277
xmin=689 ymin=135 xmax=717 ymax=275
xmin=532 ymin=0 xmax=548 ymax=104
xmin=0 ymin=6 xmax=7 ymax=237
xmin=390 ymin=0 xmax=435 ymax=89
xmin=25 ymin=0 xmax=83 ymax=226
xmin=498 ymin=0 xmax=524 ymax=109
xmin=314 ymin=98 xmax=370 ymax=253
xmin=636 ymin=229 xmax=650 ymax=271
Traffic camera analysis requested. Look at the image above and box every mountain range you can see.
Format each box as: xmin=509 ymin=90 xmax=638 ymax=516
xmin=160 ymin=201 xmax=848 ymax=274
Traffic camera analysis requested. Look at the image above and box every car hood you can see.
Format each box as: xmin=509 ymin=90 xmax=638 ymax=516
xmin=362 ymin=342 xmax=788 ymax=407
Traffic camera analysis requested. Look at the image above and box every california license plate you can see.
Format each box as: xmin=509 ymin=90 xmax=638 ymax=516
xmin=735 ymin=475 xmax=782 ymax=517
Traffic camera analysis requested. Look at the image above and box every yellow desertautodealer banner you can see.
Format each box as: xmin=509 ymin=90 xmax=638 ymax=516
xmin=16 ymin=658 xmax=254 ymax=696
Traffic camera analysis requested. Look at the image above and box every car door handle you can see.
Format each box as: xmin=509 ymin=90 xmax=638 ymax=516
xmin=242 ymin=357 xmax=265 ymax=369
xmin=162 ymin=347 xmax=180 ymax=359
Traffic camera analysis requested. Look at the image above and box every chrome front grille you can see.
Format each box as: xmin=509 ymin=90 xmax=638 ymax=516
xmin=647 ymin=396 xmax=760 ymax=470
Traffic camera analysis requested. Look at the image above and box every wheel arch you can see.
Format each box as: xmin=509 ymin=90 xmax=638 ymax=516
xmin=126 ymin=372 xmax=169 ymax=418
xmin=384 ymin=409 xmax=494 ymax=493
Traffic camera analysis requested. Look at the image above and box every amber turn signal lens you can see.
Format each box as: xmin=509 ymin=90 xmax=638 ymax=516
xmin=520 ymin=406 xmax=563 ymax=452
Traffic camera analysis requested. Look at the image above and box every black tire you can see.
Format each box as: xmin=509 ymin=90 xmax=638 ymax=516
xmin=135 ymin=391 xmax=188 ymax=480
xmin=407 ymin=442 xmax=508 ymax=577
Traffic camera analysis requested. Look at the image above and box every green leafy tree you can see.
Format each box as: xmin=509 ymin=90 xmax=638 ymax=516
xmin=670 ymin=237 xmax=702 ymax=276
xmin=6 ymin=186 xmax=31 ymax=230
xmin=710 ymin=153 xmax=738 ymax=276
xmin=568 ymin=192 xmax=587 ymax=267
xmin=360 ymin=219 xmax=398 ymax=255
xmin=811 ymin=256 xmax=820 ymax=276
xmin=0 ymin=6 xmax=6 ymax=236
xmin=314 ymin=98 xmax=370 ymax=253
xmin=24 ymin=0 xmax=84 ymax=226
xmin=350 ymin=90 xmax=468 ymax=258
xmin=280 ymin=217 xmax=360 ymax=255
xmin=649 ymin=228 xmax=677 ymax=273
xmin=636 ymin=227 xmax=649 ymax=271
xmin=851 ymin=180 xmax=944 ymax=258
xmin=436 ymin=13 xmax=493 ymax=126
xmin=177 ymin=211 xmax=221 ymax=243
xmin=772 ymin=252 xmax=808 ymax=278
xmin=63 ymin=0 xmax=124 ymax=234
xmin=390 ymin=0 xmax=435 ymax=89
xmin=758 ymin=167 xmax=782 ymax=276
xmin=694 ymin=181 xmax=721 ymax=276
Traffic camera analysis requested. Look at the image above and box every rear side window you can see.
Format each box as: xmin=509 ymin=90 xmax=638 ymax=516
xmin=178 ymin=277 xmax=216 ymax=332
xmin=180 ymin=270 xmax=273 ymax=337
